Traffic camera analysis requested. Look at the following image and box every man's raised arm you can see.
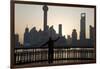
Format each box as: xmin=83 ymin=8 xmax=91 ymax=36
xmin=53 ymin=37 xmax=60 ymax=42
xmin=40 ymin=41 xmax=48 ymax=47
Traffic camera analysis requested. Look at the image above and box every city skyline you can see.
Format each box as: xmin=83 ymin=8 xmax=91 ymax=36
xmin=15 ymin=4 xmax=94 ymax=44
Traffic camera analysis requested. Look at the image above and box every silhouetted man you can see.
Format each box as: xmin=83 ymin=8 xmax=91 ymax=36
xmin=41 ymin=37 xmax=60 ymax=64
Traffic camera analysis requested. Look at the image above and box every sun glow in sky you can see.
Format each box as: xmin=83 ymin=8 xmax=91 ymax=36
xmin=15 ymin=4 xmax=94 ymax=44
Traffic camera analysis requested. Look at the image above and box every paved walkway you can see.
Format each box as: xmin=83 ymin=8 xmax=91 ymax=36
xmin=14 ymin=60 xmax=95 ymax=68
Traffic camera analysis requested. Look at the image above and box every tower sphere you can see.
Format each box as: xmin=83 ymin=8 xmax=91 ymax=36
xmin=81 ymin=13 xmax=85 ymax=17
xmin=43 ymin=5 xmax=48 ymax=11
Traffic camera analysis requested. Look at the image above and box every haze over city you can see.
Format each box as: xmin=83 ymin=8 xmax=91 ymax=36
xmin=15 ymin=4 xmax=94 ymax=44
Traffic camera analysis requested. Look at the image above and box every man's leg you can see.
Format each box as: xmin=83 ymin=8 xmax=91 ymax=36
xmin=48 ymin=49 xmax=51 ymax=64
xmin=50 ymin=49 xmax=53 ymax=63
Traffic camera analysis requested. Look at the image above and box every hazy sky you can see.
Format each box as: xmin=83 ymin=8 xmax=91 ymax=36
xmin=15 ymin=4 xmax=94 ymax=44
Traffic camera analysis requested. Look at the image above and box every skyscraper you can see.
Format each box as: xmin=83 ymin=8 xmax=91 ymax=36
xmin=72 ymin=29 xmax=77 ymax=41
xmin=90 ymin=25 xmax=94 ymax=46
xmin=15 ymin=34 xmax=20 ymax=48
xmin=67 ymin=35 xmax=72 ymax=46
xmin=72 ymin=29 xmax=77 ymax=46
xmin=24 ymin=26 xmax=30 ymax=47
xmin=43 ymin=5 xmax=48 ymax=31
xmin=59 ymin=24 xmax=62 ymax=37
xmin=80 ymin=13 xmax=86 ymax=41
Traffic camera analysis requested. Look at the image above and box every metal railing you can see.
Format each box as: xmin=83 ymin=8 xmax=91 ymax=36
xmin=14 ymin=48 xmax=95 ymax=65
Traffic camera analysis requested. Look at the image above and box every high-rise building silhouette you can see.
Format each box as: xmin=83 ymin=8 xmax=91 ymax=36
xmin=43 ymin=5 xmax=48 ymax=31
xmin=90 ymin=25 xmax=94 ymax=40
xmin=72 ymin=29 xmax=77 ymax=46
xmin=15 ymin=34 xmax=20 ymax=48
xmin=80 ymin=13 xmax=86 ymax=41
xmin=72 ymin=29 xmax=77 ymax=41
xmin=59 ymin=24 xmax=62 ymax=37
xmin=67 ymin=35 xmax=72 ymax=46
xmin=24 ymin=26 xmax=30 ymax=47
xmin=90 ymin=25 xmax=94 ymax=46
